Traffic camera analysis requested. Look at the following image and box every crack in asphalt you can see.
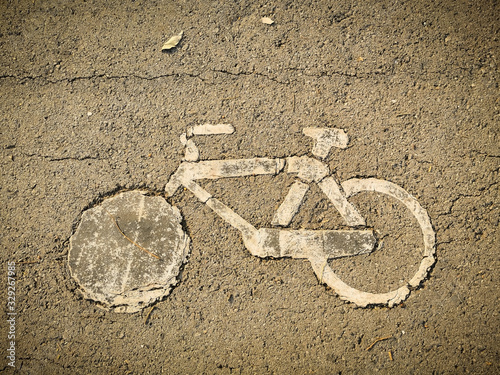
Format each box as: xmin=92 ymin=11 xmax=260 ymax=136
xmin=475 ymin=152 xmax=500 ymax=158
xmin=0 ymin=66 xmax=392 ymax=86
xmin=21 ymin=152 xmax=103 ymax=162
xmin=431 ymin=180 xmax=497 ymax=244
xmin=2 ymin=64 xmax=475 ymax=86
xmin=210 ymin=67 xmax=382 ymax=83
xmin=434 ymin=180 xmax=498 ymax=220
xmin=0 ymin=72 xmax=204 ymax=84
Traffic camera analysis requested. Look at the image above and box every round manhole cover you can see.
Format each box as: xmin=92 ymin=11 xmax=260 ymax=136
xmin=68 ymin=190 xmax=190 ymax=313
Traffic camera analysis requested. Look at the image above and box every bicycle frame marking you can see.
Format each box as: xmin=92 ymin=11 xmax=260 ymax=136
xmin=166 ymin=124 xmax=377 ymax=261
xmin=166 ymin=156 xmax=376 ymax=260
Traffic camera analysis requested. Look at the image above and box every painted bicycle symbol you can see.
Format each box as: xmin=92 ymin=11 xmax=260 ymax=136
xmin=69 ymin=124 xmax=436 ymax=311
xmin=165 ymin=124 xmax=436 ymax=307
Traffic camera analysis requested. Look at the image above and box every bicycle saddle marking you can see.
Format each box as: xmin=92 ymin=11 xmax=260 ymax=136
xmin=181 ymin=123 xmax=235 ymax=162
xmin=187 ymin=123 xmax=235 ymax=136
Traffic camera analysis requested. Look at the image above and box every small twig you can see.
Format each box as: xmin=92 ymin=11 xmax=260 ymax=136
xmin=366 ymin=336 xmax=393 ymax=351
xmin=144 ymin=305 xmax=155 ymax=324
xmin=292 ymin=94 xmax=296 ymax=112
xmin=106 ymin=211 xmax=161 ymax=260
xmin=388 ymin=350 xmax=393 ymax=361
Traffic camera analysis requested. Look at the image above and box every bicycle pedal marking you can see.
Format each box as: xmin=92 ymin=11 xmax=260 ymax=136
xmin=247 ymin=228 xmax=376 ymax=260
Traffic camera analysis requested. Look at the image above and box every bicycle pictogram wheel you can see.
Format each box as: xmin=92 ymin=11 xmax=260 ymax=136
xmin=310 ymin=178 xmax=436 ymax=307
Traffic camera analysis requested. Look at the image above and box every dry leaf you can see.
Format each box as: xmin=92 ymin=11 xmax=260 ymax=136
xmin=261 ymin=17 xmax=274 ymax=25
xmin=162 ymin=31 xmax=183 ymax=50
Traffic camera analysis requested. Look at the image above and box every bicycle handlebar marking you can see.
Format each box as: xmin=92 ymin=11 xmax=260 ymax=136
xmin=303 ymin=127 xmax=349 ymax=158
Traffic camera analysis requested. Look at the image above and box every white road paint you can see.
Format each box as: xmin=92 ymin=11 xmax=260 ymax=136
xmin=303 ymin=127 xmax=349 ymax=158
xmin=272 ymin=181 xmax=309 ymax=226
xmin=187 ymin=123 xmax=235 ymax=136
xmin=70 ymin=125 xmax=436 ymax=311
